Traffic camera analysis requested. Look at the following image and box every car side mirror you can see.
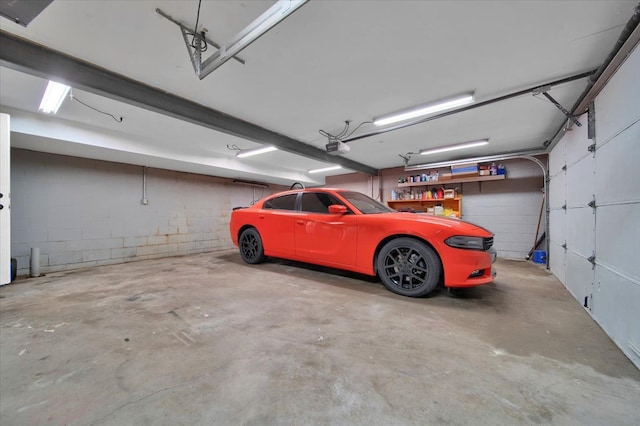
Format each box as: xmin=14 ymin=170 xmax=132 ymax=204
xmin=328 ymin=204 xmax=347 ymax=215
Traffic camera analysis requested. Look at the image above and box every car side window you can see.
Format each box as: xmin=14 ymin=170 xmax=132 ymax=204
xmin=263 ymin=194 xmax=297 ymax=210
xmin=301 ymin=192 xmax=344 ymax=214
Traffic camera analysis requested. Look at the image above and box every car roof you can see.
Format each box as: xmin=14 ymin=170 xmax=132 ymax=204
xmin=270 ymin=188 xmax=347 ymax=197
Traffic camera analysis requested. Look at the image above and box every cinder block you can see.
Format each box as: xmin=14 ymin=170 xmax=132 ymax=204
xmin=169 ymin=217 xmax=187 ymax=227
xmin=157 ymin=243 xmax=178 ymax=254
xmin=178 ymin=242 xmax=197 ymax=252
xmin=82 ymin=223 xmax=113 ymax=239
xmin=136 ymin=245 xmax=159 ymax=256
xmin=111 ymin=247 xmax=137 ymax=259
xmin=123 ymin=236 xmax=147 ymax=247
xmin=48 ymin=228 xmax=82 ymax=242
xmin=79 ymin=238 xmax=124 ymax=251
xmin=157 ymin=225 xmax=178 ymax=235
xmin=147 ymin=235 xmax=168 ymax=245
xmin=12 ymin=227 xmax=48 ymax=244
xmin=83 ymin=249 xmax=111 ymax=262
xmin=195 ymin=240 xmax=214 ymax=250
xmin=49 ymin=251 xmax=83 ymax=266
xmin=168 ymin=234 xmax=189 ymax=244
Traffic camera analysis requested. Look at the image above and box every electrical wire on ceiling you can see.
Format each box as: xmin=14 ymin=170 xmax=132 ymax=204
xmin=319 ymin=120 xmax=373 ymax=143
xmin=190 ymin=0 xmax=208 ymax=53
xmin=69 ymin=90 xmax=123 ymax=123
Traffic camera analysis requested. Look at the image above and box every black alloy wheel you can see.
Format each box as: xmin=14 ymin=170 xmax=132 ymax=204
xmin=239 ymin=228 xmax=266 ymax=264
xmin=377 ymin=237 xmax=441 ymax=297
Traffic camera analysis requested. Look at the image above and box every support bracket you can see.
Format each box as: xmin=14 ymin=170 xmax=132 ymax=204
xmin=158 ymin=0 xmax=308 ymax=79
xmin=156 ymin=8 xmax=246 ymax=70
xmin=540 ymin=91 xmax=582 ymax=127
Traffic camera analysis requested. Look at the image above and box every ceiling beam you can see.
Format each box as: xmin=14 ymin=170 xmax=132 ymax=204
xmin=0 ymin=30 xmax=378 ymax=176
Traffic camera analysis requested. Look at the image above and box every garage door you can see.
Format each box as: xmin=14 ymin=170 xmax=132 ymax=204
xmin=549 ymin=114 xmax=596 ymax=310
xmin=549 ymin=47 xmax=640 ymax=368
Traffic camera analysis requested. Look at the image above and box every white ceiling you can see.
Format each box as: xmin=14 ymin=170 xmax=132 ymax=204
xmin=0 ymin=0 xmax=637 ymax=185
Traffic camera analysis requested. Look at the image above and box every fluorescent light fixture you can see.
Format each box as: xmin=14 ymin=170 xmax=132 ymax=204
xmin=39 ymin=81 xmax=71 ymax=114
xmin=236 ymin=146 xmax=278 ymax=158
xmin=308 ymin=165 xmax=342 ymax=174
xmin=420 ymin=139 xmax=489 ymax=156
xmin=374 ymin=94 xmax=474 ymax=127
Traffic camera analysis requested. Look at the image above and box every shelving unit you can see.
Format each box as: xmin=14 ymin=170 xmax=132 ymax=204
xmin=397 ymin=174 xmax=505 ymax=188
xmin=387 ymin=174 xmax=506 ymax=217
xmin=387 ymin=197 xmax=462 ymax=216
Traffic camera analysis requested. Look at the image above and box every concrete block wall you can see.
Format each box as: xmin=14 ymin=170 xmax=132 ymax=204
xmin=10 ymin=149 xmax=280 ymax=275
xmin=460 ymin=159 xmax=545 ymax=259
xmin=327 ymin=158 xmax=545 ymax=259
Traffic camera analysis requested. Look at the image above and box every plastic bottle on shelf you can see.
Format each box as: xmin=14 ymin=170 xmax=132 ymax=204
xmin=490 ymin=162 xmax=497 ymax=175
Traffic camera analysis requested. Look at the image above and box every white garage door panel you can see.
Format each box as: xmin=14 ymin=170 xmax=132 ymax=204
xmin=566 ymin=207 xmax=595 ymax=258
xmin=549 ymin=240 xmax=566 ymax=285
xmin=549 ymin=209 xmax=566 ymax=244
xmin=567 ymin=155 xmax=595 ymax=208
xmin=549 ymin=172 xmax=566 ymax=210
xmin=565 ymin=251 xmax=594 ymax=307
xmin=549 ymin=138 xmax=566 ymax=177
xmin=565 ymin=114 xmax=591 ymax=167
xmin=595 ymin=47 xmax=640 ymax=145
xmin=592 ymin=267 xmax=640 ymax=367
xmin=596 ymin=203 xmax=640 ymax=283
xmin=595 ymin=122 xmax=640 ymax=205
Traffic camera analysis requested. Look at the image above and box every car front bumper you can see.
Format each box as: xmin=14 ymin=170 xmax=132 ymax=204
xmin=442 ymin=247 xmax=496 ymax=288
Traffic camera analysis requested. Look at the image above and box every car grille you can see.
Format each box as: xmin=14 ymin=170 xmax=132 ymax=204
xmin=483 ymin=237 xmax=494 ymax=251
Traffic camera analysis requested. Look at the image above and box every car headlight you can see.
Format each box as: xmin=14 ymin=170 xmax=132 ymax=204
xmin=445 ymin=236 xmax=485 ymax=250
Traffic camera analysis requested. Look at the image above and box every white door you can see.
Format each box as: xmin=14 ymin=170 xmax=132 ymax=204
xmin=551 ymin=114 xmax=597 ymax=309
xmin=590 ymin=47 xmax=640 ymax=366
xmin=0 ymin=114 xmax=10 ymax=285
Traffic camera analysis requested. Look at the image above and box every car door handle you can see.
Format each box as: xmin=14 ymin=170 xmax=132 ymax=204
xmin=297 ymin=220 xmax=305 ymax=225
xmin=258 ymin=215 xmax=265 ymax=219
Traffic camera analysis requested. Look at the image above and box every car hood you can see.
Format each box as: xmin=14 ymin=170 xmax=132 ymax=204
xmin=381 ymin=212 xmax=493 ymax=236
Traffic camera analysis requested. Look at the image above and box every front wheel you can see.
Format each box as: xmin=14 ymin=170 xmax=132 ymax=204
xmin=377 ymin=238 xmax=441 ymax=297
xmin=239 ymin=228 xmax=266 ymax=264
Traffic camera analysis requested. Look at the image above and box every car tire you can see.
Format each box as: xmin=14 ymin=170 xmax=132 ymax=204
xmin=377 ymin=237 xmax=441 ymax=297
xmin=239 ymin=228 xmax=266 ymax=264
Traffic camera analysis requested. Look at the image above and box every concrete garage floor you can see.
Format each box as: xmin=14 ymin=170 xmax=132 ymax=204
xmin=1 ymin=252 xmax=639 ymax=425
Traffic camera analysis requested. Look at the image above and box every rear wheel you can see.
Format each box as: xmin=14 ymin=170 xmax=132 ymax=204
xmin=377 ymin=238 xmax=441 ymax=297
xmin=239 ymin=228 xmax=266 ymax=264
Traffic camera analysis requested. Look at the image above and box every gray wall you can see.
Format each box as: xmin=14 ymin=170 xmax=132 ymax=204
xmin=460 ymin=159 xmax=545 ymax=260
xmin=10 ymin=149 xmax=280 ymax=275
xmin=327 ymin=158 xmax=545 ymax=259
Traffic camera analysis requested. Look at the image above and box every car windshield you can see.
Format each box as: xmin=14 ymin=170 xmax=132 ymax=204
xmin=340 ymin=191 xmax=395 ymax=214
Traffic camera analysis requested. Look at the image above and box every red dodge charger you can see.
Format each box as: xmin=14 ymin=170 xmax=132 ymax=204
xmin=230 ymin=188 xmax=496 ymax=297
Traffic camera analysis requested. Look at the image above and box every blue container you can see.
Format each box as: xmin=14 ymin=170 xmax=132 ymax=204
xmin=533 ymin=250 xmax=547 ymax=264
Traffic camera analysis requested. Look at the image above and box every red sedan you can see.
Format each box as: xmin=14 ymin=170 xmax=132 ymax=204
xmin=230 ymin=188 xmax=496 ymax=297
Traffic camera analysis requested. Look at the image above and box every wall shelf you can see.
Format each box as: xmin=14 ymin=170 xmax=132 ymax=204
xmin=398 ymin=174 xmax=505 ymax=187
xmin=387 ymin=197 xmax=462 ymax=218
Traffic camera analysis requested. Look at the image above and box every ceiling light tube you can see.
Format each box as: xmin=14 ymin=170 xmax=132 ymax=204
xmin=308 ymin=165 xmax=342 ymax=174
xmin=374 ymin=94 xmax=474 ymax=127
xmin=236 ymin=146 xmax=278 ymax=158
xmin=420 ymin=139 xmax=489 ymax=156
xmin=39 ymin=81 xmax=71 ymax=114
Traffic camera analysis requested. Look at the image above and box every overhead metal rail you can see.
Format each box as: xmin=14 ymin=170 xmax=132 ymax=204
xmin=158 ymin=0 xmax=308 ymax=79
xmin=0 ymin=30 xmax=378 ymax=176
xmin=343 ymin=71 xmax=596 ymax=144
xmin=545 ymin=4 xmax=640 ymax=151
